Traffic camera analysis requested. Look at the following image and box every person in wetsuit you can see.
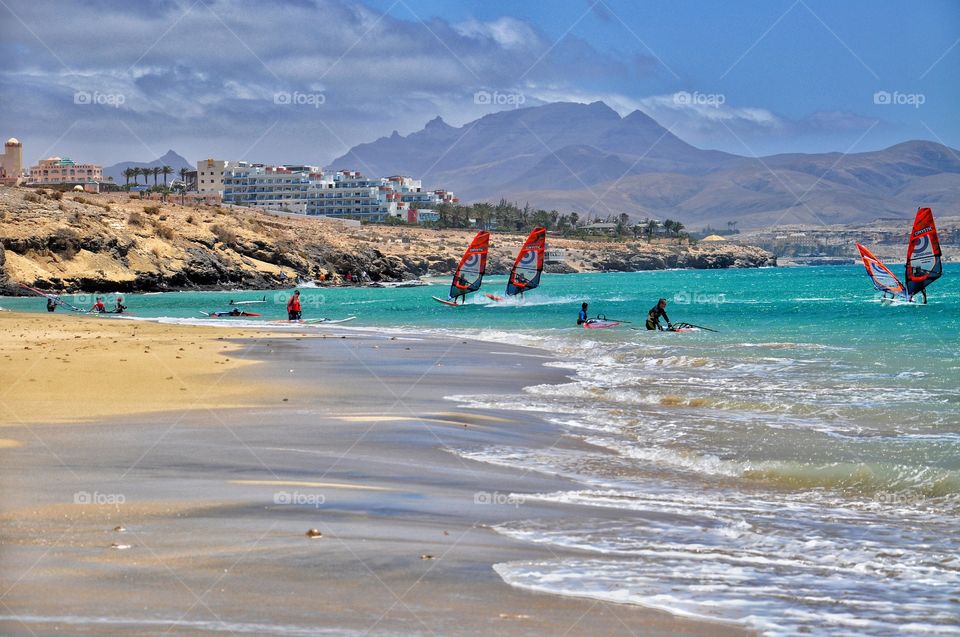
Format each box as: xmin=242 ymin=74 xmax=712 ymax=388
xmin=46 ymin=298 xmax=57 ymax=312
xmin=645 ymin=298 xmax=671 ymax=331
xmin=577 ymin=302 xmax=588 ymax=326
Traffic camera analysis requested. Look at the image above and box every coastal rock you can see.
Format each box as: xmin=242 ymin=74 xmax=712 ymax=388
xmin=0 ymin=186 xmax=775 ymax=293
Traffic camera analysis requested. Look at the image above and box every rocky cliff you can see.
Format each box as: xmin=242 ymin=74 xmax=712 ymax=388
xmin=0 ymin=187 xmax=774 ymax=294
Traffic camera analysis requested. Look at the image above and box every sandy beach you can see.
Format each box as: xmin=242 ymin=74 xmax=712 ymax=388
xmin=0 ymin=313 xmax=749 ymax=636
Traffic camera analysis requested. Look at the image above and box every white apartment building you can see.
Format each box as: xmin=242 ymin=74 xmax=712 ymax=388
xmin=222 ymin=165 xmax=456 ymax=222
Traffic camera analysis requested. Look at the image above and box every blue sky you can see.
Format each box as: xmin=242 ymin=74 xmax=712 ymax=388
xmin=1 ymin=0 xmax=957 ymax=168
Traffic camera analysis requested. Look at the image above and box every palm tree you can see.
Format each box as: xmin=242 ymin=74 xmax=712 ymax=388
xmin=151 ymin=166 xmax=161 ymax=186
xmin=122 ymin=167 xmax=133 ymax=186
xmin=131 ymin=167 xmax=142 ymax=185
xmin=178 ymin=167 xmax=189 ymax=204
xmin=646 ymin=219 xmax=658 ymax=242
xmin=161 ymin=165 xmax=172 ymax=186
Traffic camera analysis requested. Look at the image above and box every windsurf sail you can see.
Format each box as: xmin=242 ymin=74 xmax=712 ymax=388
xmin=905 ymin=207 xmax=942 ymax=297
xmin=506 ymin=227 xmax=546 ymax=296
xmin=856 ymin=243 xmax=907 ymax=298
xmin=448 ymin=231 xmax=490 ymax=301
xmin=19 ymin=284 xmax=86 ymax=312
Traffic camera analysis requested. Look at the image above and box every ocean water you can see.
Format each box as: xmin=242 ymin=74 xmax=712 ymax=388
xmin=3 ymin=265 xmax=959 ymax=635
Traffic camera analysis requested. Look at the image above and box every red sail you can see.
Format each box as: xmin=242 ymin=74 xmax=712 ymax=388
xmin=856 ymin=243 xmax=906 ymax=297
xmin=449 ymin=231 xmax=490 ymax=299
xmin=905 ymin=207 xmax=942 ymax=297
xmin=506 ymin=227 xmax=547 ymax=296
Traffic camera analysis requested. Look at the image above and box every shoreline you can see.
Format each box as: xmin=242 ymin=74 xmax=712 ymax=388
xmin=0 ymin=314 xmax=751 ymax=636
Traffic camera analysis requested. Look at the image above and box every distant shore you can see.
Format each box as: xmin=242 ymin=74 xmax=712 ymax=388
xmin=0 ymin=185 xmax=775 ymax=295
xmin=0 ymin=313 xmax=750 ymax=636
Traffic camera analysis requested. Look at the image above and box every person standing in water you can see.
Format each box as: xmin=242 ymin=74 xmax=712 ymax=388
xmin=645 ymin=298 xmax=671 ymax=331
xmin=286 ymin=289 xmax=302 ymax=321
xmin=577 ymin=302 xmax=589 ymax=326
xmin=114 ymin=297 xmax=127 ymax=313
xmin=91 ymin=297 xmax=106 ymax=313
xmin=46 ymin=298 xmax=57 ymax=312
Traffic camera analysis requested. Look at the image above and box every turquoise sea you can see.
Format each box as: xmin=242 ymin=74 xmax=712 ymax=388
xmin=3 ymin=265 xmax=959 ymax=636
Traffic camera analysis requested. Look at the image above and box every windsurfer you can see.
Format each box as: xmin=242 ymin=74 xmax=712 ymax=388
xmin=46 ymin=298 xmax=56 ymax=312
xmin=577 ymin=302 xmax=588 ymax=326
xmin=645 ymin=298 xmax=671 ymax=331
xmin=91 ymin=297 xmax=106 ymax=313
xmin=114 ymin=297 xmax=127 ymax=313
xmin=287 ymin=290 xmax=302 ymax=320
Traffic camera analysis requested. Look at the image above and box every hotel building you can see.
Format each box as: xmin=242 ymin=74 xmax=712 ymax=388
xmin=196 ymin=159 xmax=235 ymax=195
xmin=28 ymin=157 xmax=103 ymax=185
xmin=222 ymin=164 xmax=456 ymax=222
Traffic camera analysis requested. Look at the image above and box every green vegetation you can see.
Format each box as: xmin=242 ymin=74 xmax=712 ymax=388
xmin=413 ymin=199 xmax=688 ymax=242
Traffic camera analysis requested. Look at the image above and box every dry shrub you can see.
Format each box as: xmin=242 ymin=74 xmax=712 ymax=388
xmin=128 ymin=210 xmax=146 ymax=226
xmin=129 ymin=194 xmax=139 ymax=200
xmin=210 ymin=223 xmax=237 ymax=245
xmin=151 ymin=245 xmax=163 ymax=258
xmin=24 ymin=192 xmax=41 ymax=203
xmin=154 ymin=223 xmax=176 ymax=240
xmin=50 ymin=190 xmax=63 ymax=201
xmin=186 ymin=214 xmax=195 ymax=224
xmin=68 ymin=210 xmax=82 ymax=224
xmin=143 ymin=205 xmax=160 ymax=215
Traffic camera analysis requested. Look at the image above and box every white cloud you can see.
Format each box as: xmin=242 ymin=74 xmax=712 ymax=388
xmin=453 ymin=17 xmax=540 ymax=50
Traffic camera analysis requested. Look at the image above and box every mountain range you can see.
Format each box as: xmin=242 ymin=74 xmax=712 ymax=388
xmin=103 ymin=150 xmax=192 ymax=184
xmin=329 ymin=101 xmax=960 ymax=229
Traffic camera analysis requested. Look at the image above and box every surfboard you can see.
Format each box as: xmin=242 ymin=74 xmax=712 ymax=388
xmin=201 ymin=311 xmax=261 ymax=317
xmin=583 ymin=319 xmax=621 ymax=329
xmin=432 ymin=296 xmax=462 ymax=307
xmin=484 ymin=293 xmax=504 ymax=302
xmin=302 ymin=316 xmax=357 ymax=324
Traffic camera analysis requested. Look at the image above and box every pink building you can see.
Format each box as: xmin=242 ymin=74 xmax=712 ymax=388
xmin=29 ymin=157 xmax=103 ymax=185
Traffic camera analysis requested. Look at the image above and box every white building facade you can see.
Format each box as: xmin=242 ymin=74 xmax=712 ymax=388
xmin=222 ymin=165 xmax=456 ymax=222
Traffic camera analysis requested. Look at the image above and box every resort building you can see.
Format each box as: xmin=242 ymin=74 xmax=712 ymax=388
xmin=222 ymin=164 xmax=456 ymax=222
xmin=28 ymin=157 xmax=102 ymax=185
xmin=196 ymin=159 xmax=235 ymax=195
xmin=1 ymin=137 xmax=24 ymax=185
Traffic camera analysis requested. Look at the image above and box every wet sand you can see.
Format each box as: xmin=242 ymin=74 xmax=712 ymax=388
xmin=0 ymin=324 xmax=750 ymax=636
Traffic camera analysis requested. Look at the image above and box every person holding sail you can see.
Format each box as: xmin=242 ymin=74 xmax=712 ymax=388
xmin=646 ymin=298 xmax=672 ymax=331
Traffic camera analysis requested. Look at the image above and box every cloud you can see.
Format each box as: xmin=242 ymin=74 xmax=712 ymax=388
xmin=454 ymin=17 xmax=541 ymax=51
xmin=0 ymin=0 xmax=892 ymax=169
xmin=3 ymin=0 xmax=655 ymax=167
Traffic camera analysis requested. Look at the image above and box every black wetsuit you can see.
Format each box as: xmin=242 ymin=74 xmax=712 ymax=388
xmin=646 ymin=305 xmax=670 ymax=330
